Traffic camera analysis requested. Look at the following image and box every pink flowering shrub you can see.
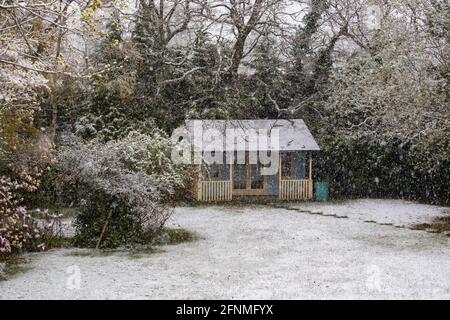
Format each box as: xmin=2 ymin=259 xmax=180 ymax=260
xmin=0 ymin=177 xmax=61 ymax=254
xmin=0 ymin=109 xmax=60 ymax=255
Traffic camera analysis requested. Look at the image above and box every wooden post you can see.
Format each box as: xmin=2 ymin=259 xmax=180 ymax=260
xmin=195 ymin=165 xmax=202 ymax=201
xmin=96 ymin=208 xmax=113 ymax=249
xmin=245 ymin=151 xmax=250 ymax=191
xmin=278 ymin=151 xmax=282 ymax=199
xmin=229 ymin=151 xmax=233 ymax=200
xmin=308 ymin=152 xmax=313 ymax=199
xmin=309 ymin=152 xmax=312 ymax=180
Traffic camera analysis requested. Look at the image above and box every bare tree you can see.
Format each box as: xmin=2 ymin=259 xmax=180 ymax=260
xmin=0 ymin=0 xmax=113 ymax=138
xmin=199 ymin=0 xmax=289 ymax=77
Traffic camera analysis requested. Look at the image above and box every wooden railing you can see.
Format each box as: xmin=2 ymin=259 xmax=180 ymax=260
xmin=198 ymin=180 xmax=232 ymax=202
xmin=279 ymin=179 xmax=313 ymax=200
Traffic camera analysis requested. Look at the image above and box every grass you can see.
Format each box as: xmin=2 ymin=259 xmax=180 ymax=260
xmin=0 ymin=236 xmax=74 ymax=282
xmin=45 ymin=236 xmax=75 ymax=249
xmin=0 ymin=255 xmax=31 ymax=281
xmin=154 ymin=227 xmax=199 ymax=245
xmin=412 ymin=216 xmax=450 ymax=234
xmin=64 ymin=227 xmax=197 ymax=260
xmin=0 ymin=218 xmax=198 ymax=281
xmin=65 ymin=247 xmax=162 ymax=258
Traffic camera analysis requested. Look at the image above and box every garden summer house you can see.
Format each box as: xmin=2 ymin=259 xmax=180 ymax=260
xmin=177 ymin=119 xmax=320 ymax=201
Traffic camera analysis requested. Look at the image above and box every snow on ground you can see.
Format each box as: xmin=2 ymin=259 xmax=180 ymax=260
xmin=0 ymin=200 xmax=449 ymax=299
xmin=288 ymin=199 xmax=450 ymax=228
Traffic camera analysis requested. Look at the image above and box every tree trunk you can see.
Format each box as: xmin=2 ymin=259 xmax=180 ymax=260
xmin=228 ymin=34 xmax=247 ymax=76
xmin=49 ymin=75 xmax=58 ymax=141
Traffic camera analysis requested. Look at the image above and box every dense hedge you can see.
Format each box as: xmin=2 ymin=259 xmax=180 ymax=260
xmin=316 ymin=135 xmax=450 ymax=205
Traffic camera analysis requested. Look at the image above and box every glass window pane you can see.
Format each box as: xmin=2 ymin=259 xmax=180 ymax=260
xmin=233 ymin=151 xmax=246 ymax=189
xmin=281 ymin=153 xmax=292 ymax=178
xmin=250 ymin=163 xmax=264 ymax=189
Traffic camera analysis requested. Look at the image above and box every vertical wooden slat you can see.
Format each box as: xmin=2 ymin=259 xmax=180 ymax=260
xmin=288 ymin=181 xmax=290 ymax=200
xmin=292 ymin=181 xmax=294 ymax=199
xmin=289 ymin=180 xmax=292 ymax=199
xmin=291 ymin=180 xmax=294 ymax=199
xmin=305 ymin=180 xmax=308 ymax=199
xmin=294 ymin=180 xmax=296 ymax=200
xmin=294 ymin=180 xmax=297 ymax=199
xmin=305 ymin=180 xmax=309 ymax=199
xmin=291 ymin=181 xmax=294 ymax=199
xmin=299 ymin=180 xmax=302 ymax=199
xmin=309 ymin=153 xmax=312 ymax=180
xmin=304 ymin=180 xmax=307 ymax=199
xmin=302 ymin=180 xmax=304 ymax=199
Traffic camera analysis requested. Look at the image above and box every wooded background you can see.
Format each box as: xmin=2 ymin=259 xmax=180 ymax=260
xmin=1 ymin=0 xmax=449 ymax=205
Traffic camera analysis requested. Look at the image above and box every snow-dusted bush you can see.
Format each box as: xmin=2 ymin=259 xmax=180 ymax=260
xmin=57 ymin=131 xmax=191 ymax=247
xmin=315 ymin=10 xmax=450 ymax=205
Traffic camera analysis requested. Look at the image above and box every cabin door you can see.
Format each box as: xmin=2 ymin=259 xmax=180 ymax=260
xmin=232 ymin=151 xmax=268 ymax=196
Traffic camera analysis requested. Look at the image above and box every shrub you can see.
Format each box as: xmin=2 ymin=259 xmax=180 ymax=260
xmin=0 ymin=177 xmax=61 ymax=255
xmin=56 ymin=131 xmax=192 ymax=248
xmin=0 ymin=108 xmax=61 ymax=256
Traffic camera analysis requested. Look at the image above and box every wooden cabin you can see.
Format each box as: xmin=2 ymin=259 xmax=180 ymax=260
xmin=175 ymin=119 xmax=320 ymax=202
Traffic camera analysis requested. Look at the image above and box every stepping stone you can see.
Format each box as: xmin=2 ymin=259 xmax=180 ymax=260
xmin=322 ymin=213 xmax=336 ymax=217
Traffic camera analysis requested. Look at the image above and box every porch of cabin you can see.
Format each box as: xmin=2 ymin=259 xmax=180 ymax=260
xmin=195 ymin=151 xmax=314 ymax=202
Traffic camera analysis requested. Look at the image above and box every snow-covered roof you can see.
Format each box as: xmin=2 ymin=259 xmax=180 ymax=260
xmin=176 ymin=119 xmax=320 ymax=151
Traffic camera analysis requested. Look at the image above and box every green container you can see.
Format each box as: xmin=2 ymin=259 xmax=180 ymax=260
xmin=315 ymin=181 xmax=329 ymax=202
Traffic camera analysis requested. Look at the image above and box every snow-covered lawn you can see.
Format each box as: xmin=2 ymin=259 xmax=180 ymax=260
xmin=1 ymin=199 xmax=449 ymax=299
